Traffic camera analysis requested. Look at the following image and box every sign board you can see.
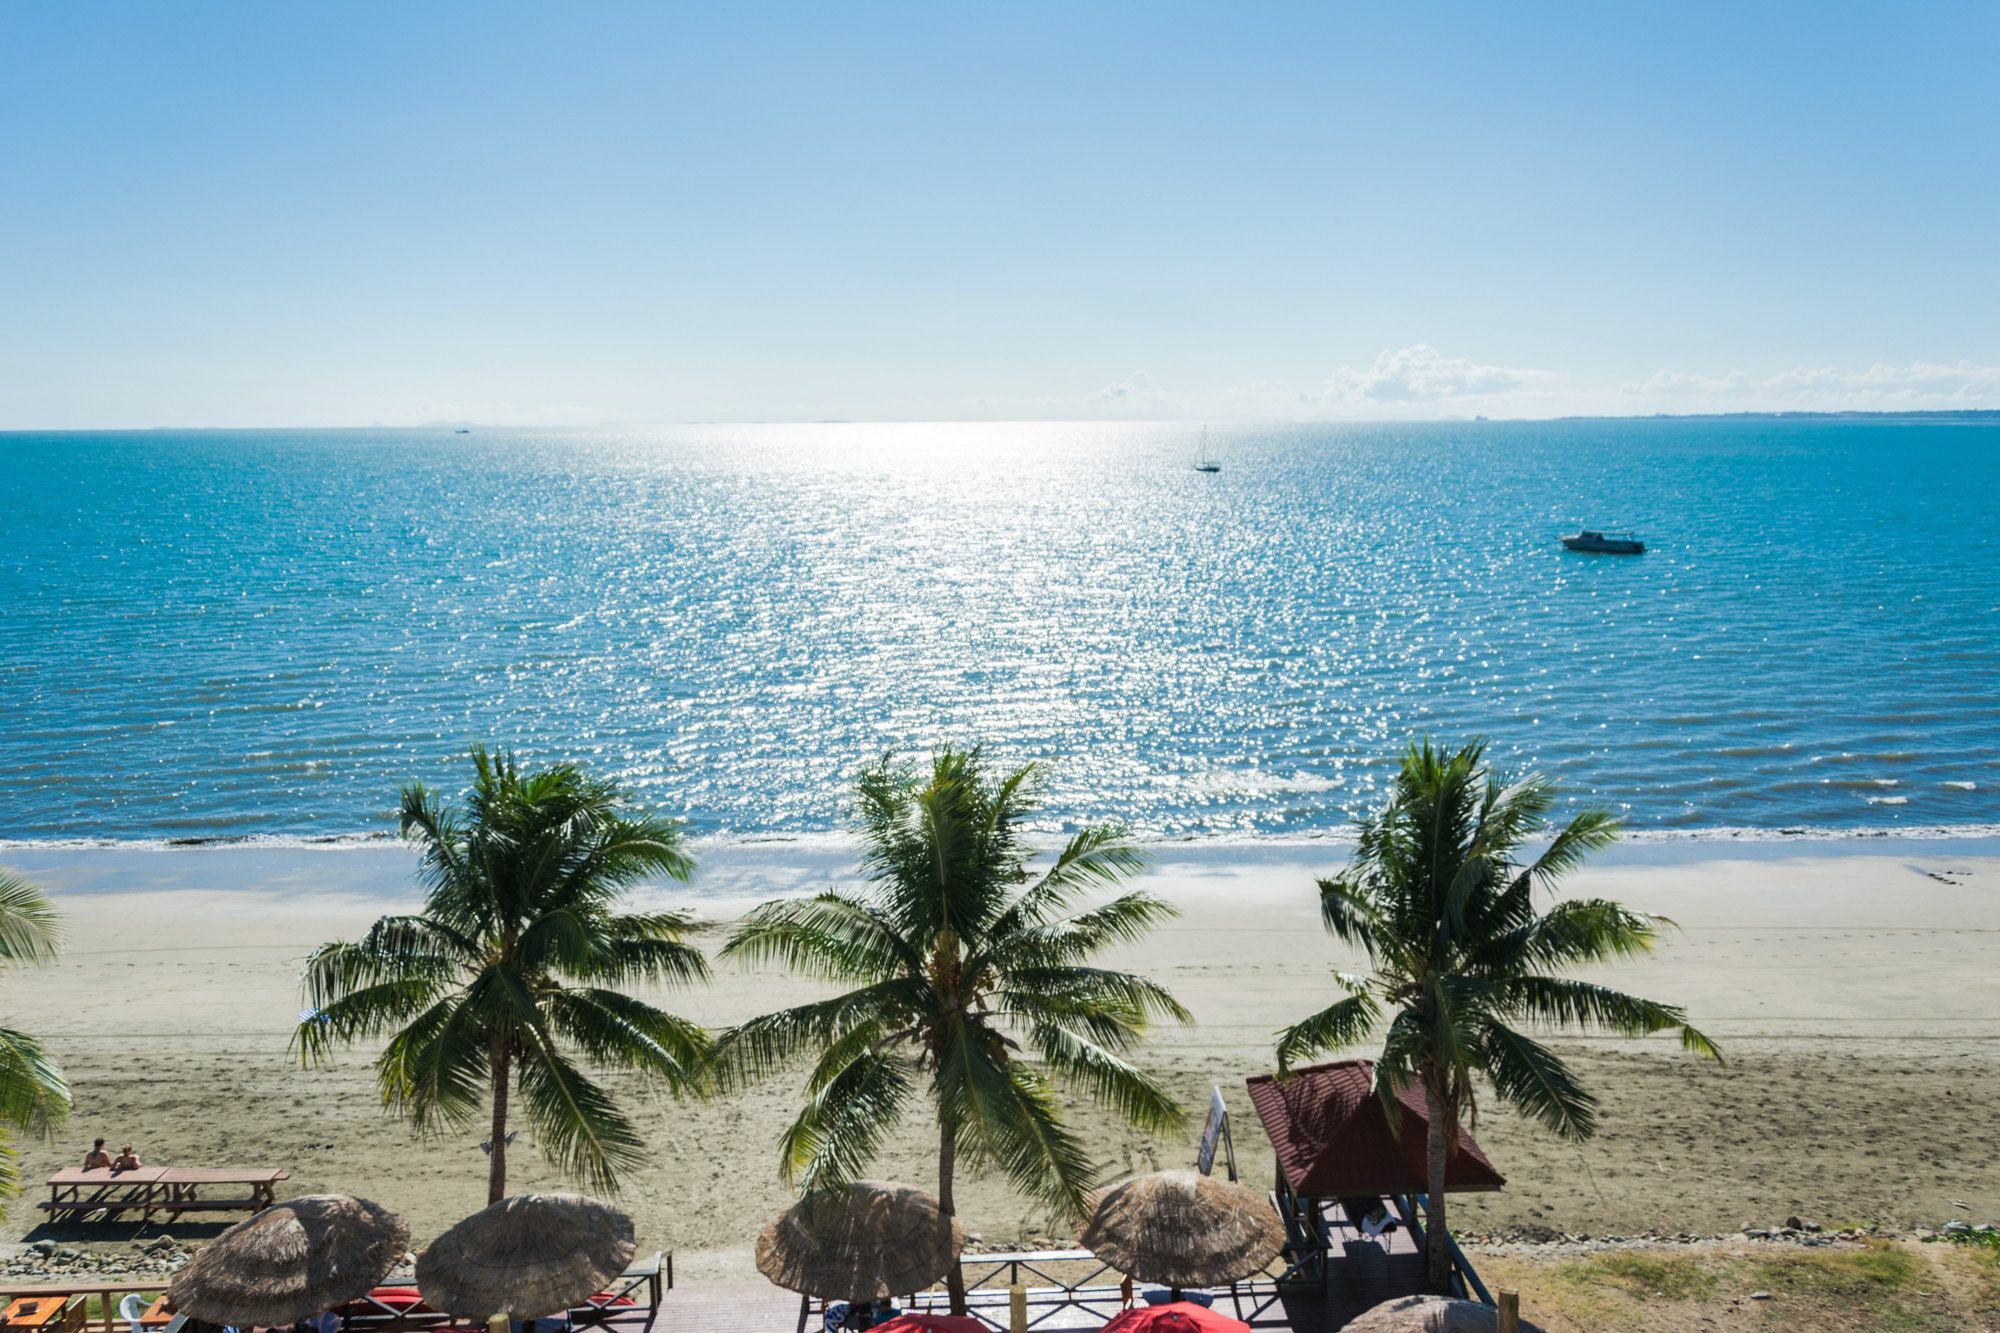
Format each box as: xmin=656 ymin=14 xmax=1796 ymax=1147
xmin=1196 ymin=1086 xmax=1235 ymax=1179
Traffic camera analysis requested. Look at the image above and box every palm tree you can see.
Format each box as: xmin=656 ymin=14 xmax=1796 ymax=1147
xmin=293 ymin=747 xmax=712 ymax=1202
xmin=718 ymin=747 xmax=1189 ymax=1315
xmin=0 ymin=870 xmax=70 ymax=1213
xmin=1275 ymin=739 xmax=1721 ymax=1293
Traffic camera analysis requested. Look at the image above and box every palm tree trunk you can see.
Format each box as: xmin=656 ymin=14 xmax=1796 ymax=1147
xmin=488 ymin=1038 xmax=511 ymax=1205
xmin=939 ymin=1118 xmax=967 ymax=1316
xmin=1422 ymin=1073 xmax=1452 ymax=1295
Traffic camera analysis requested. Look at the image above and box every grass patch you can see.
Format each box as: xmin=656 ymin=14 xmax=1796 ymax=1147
xmin=1749 ymin=1239 xmax=1929 ymax=1294
xmin=1478 ymin=1241 xmax=1990 ymax=1333
xmin=1933 ymin=1241 xmax=2000 ymax=1317
xmin=1745 ymin=1241 xmax=1961 ymax=1332
xmin=1564 ymin=1251 xmax=1720 ymax=1301
xmin=1475 ymin=1251 xmax=1724 ymax=1330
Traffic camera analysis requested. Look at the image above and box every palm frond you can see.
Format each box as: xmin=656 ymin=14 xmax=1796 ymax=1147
xmin=1029 ymin=1022 xmax=1185 ymax=1134
xmin=295 ymin=973 xmax=457 ymax=1066
xmin=989 ymin=827 xmax=1150 ymax=939
xmin=299 ymin=933 xmax=465 ymax=1015
xmin=1316 ymin=876 xmax=1384 ymax=957
xmin=514 ymin=1030 xmax=646 ymax=1195
xmin=939 ymin=1025 xmax=1096 ymax=1220
xmin=1518 ymin=899 xmax=1665 ymax=966
xmin=0 ymin=872 xmax=62 ymax=965
xmin=1524 ymin=808 xmax=1620 ymax=885
xmin=711 ymin=979 xmax=930 ymax=1083
xmin=1477 ymin=1020 xmax=1596 ymax=1141
xmin=1275 ymin=979 xmax=1380 ymax=1072
xmin=719 ymin=892 xmax=922 ymax=979
xmin=543 ymin=988 xmax=712 ymax=1092
xmin=778 ymin=1048 xmax=913 ymax=1193
xmin=0 ymin=1025 xmax=70 ymax=1136
xmin=374 ymin=992 xmax=490 ymax=1130
xmin=988 ymin=891 xmax=1178 ymax=970
xmin=1000 ymin=965 xmax=1193 ymax=1025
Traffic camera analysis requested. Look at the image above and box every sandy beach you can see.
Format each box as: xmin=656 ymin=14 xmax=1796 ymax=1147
xmin=2 ymin=838 xmax=1997 ymax=1280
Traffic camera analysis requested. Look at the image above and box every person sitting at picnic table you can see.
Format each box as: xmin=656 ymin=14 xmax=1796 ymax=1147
xmin=111 ymin=1144 xmax=143 ymax=1171
xmin=83 ymin=1138 xmax=113 ymax=1170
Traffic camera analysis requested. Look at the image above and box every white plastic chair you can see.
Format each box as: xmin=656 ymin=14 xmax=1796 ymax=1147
xmin=1362 ymin=1208 xmax=1401 ymax=1251
xmin=117 ymin=1294 xmax=148 ymax=1333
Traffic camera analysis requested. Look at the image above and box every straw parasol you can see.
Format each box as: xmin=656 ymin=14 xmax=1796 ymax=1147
xmin=169 ymin=1194 xmax=410 ymax=1328
xmin=1082 ymin=1170 xmax=1283 ymax=1291
xmin=755 ymin=1181 xmax=965 ymax=1300
xmin=417 ymin=1192 xmax=636 ymax=1320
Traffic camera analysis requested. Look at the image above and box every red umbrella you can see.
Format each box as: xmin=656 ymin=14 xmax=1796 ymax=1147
xmin=1103 ymin=1302 xmax=1251 ymax=1333
xmin=870 ymin=1318 xmax=986 ymax=1333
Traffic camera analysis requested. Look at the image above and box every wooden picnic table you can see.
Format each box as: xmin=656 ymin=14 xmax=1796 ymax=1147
xmin=39 ymin=1167 xmax=289 ymax=1224
xmin=1 ymin=1295 xmax=81 ymax=1332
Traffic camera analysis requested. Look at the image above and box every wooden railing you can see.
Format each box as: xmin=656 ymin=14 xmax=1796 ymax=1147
xmin=0 ymin=1282 xmax=170 ymax=1333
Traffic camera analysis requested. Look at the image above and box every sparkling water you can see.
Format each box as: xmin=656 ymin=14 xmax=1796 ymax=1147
xmin=1 ymin=419 xmax=1994 ymax=842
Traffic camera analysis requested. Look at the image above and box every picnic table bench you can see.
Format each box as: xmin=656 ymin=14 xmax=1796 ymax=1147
xmin=39 ymin=1168 xmax=289 ymax=1224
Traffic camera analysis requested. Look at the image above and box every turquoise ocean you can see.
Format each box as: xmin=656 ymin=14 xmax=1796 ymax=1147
xmin=1 ymin=419 xmax=1995 ymax=845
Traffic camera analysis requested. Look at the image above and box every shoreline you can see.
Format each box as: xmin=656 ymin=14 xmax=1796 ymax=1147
xmin=6 ymin=828 xmax=2000 ymax=904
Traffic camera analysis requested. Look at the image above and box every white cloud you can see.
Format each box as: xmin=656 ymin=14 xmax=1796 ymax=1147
xmin=1096 ymin=371 xmax=1175 ymax=412
xmin=1306 ymin=344 xmax=1560 ymax=405
xmin=1003 ymin=350 xmax=2000 ymax=425
xmin=1624 ymin=360 xmax=2000 ymax=410
xmin=1213 ymin=345 xmax=1564 ymax=419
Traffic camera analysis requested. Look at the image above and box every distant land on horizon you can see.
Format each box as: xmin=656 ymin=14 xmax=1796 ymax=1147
xmin=1554 ymin=408 xmax=2000 ymax=423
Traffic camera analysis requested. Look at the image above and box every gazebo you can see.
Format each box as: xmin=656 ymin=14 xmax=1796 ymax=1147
xmin=1243 ymin=1060 xmax=1502 ymax=1311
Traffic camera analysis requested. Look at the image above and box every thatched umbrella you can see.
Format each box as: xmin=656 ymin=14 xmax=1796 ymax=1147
xmin=417 ymin=1193 xmax=636 ymax=1320
xmin=1082 ymin=1171 xmax=1283 ymax=1292
xmin=169 ymin=1194 xmax=410 ymax=1328
xmin=755 ymin=1181 xmax=965 ymax=1300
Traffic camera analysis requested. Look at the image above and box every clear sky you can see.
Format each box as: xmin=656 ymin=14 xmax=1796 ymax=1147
xmin=4 ymin=2 xmax=1997 ymax=427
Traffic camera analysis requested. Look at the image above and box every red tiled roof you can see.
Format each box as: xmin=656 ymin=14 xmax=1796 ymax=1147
xmin=1244 ymin=1059 xmax=1505 ymax=1197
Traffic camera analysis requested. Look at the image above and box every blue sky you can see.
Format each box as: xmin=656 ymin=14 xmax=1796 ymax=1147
xmin=3 ymin=2 xmax=1997 ymax=426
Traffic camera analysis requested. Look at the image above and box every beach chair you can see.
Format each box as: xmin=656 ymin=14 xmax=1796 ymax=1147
xmin=339 ymin=1286 xmax=442 ymax=1332
xmin=568 ymin=1251 xmax=667 ymax=1325
xmin=1333 ymin=1195 xmax=1401 ymax=1251
xmin=1360 ymin=1210 xmax=1400 ymax=1251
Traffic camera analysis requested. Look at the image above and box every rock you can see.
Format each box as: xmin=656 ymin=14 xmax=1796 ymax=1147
xmin=1346 ymin=1296 xmax=1546 ymax=1332
xmin=1749 ymin=1291 xmax=1773 ymax=1301
xmin=1743 ymin=1228 xmax=1773 ymax=1240
xmin=29 ymin=1240 xmax=55 ymax=1256
xmin=1784 ymin=1215 xmax=1804 ymax=1231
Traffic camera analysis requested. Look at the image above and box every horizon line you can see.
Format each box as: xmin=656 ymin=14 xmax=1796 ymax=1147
xmin=5 ymin=407 xmax=2000 ymax=434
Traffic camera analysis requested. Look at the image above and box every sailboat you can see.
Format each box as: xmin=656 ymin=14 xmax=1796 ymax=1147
xmin=1192 ymin=426 xmax=1221 ymax=473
